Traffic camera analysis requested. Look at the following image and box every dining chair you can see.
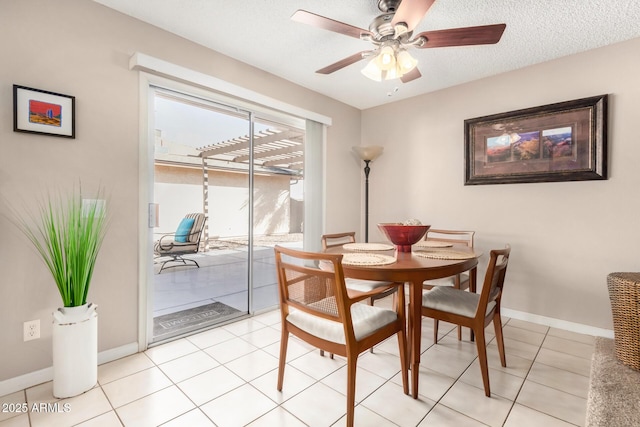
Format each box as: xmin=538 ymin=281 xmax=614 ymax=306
xmin=421 ymin=245 xmax=511 ymax=397
xmin=322 ymin=232 xmax=399 ymax=304
xmin=321 ymin=232 xmax=358 ymax=250
xmin=422 ymin=229 xmax=475 ymax=340
xmin=274 ymin=245 xmax=408 ymax=427
xmin=321 ymin=232 xmax=400 ymax=355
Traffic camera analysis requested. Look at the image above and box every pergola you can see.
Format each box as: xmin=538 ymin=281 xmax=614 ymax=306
xmin=197 ymin=128 xmax=305 ymax=170
xmin=195 ymin=127 xmax=305 ymax=248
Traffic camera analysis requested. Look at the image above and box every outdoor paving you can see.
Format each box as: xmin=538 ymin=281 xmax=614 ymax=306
xmin=153 ymin=236 xmax=302 ymax=341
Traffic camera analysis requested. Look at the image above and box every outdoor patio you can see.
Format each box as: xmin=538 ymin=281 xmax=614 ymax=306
xmin=152 ymin=235 xmax=302 ymax=342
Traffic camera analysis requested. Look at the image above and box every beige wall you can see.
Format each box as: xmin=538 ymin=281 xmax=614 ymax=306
xmin=0 ymin=0 xmax=361 ymax=385
xmin=361 ymin=37 xmax=640 ymax=331
xmin=154 ymin=165 xmax=295 ymax=237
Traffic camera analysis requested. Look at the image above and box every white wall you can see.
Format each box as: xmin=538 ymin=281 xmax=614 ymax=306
xmin=361 ymin=37 xmax=640 ymax=331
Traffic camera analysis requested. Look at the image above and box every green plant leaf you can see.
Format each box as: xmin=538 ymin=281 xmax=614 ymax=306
xmin=13 ymin=185 xmax=109 ymax=307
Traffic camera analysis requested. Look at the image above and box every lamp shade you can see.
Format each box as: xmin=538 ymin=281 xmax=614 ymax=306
xmin=396 ymin=50 xmax=418 ymax=74
xmin=361 ymin=46 xmax=418 ymax=82
xmin=375 ymin=45 xmax=396 ymax=71
xmin=361 ymin=58 xmax=383 ymax=81
xmin=352 ymin=145 xmax=384 ymax=161
xmin=362 ymin=60 xmax=399 ymax=81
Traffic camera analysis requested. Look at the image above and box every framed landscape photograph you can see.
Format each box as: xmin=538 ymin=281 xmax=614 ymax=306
xmin=13 ymin=85 xmax=75 ymax=138
xmin=464 ymin=95 xmax=607 ymax=185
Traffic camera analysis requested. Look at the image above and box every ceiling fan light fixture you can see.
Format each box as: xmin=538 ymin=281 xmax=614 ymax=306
xmin=375 ymin=45 xmax=396 ymax=71
xmin=361 ymin=43 xmax=419 ymax=82
xmin=361 ymin=57 xmax=383 ymax=81
xmin=293 ymin=6 xmax=507 ymax=84
xmin=383 ymin=65 xmax=400 ymax=81
xmin=396 ymin=49 xmax=418 ymax=73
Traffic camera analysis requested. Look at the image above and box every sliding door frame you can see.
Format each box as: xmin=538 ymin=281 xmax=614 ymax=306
xmin=136 ymin=67 xmax=329 ymax=351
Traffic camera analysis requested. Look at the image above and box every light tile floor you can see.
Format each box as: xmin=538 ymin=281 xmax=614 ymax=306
xmin=0 ymin=303 xmax=595 ymax=427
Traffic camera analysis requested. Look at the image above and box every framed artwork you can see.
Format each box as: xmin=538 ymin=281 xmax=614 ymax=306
xmin=464 ymin=95 xmax=607 ymax=185
xmin=13 ymin=85 xmax=75 ymax=138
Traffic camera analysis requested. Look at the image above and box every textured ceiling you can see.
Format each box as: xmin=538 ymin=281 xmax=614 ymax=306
xmin=94 ymin=0 xmax=640 ymax=110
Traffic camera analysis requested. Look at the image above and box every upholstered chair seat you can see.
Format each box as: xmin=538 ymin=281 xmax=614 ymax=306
xmin=288 ymin=298 xmax=398 ymax=344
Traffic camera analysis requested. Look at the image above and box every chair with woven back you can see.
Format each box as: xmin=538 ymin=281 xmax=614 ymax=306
xmin=322 ymin=232 xmax=399 ymax=305
xmin=273 ymin=245 xmax=408 ymax=427
xmin=321 ymin=232 xmax=400 ymax=355
xmin=421 ymin=245 xmax=511 ymax=397
xmin=421 ymin=229 xmax=475 ymax=340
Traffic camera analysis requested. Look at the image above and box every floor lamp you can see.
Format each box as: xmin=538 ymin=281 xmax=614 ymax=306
xmin=352 ymin=146 xmax=384 ymax=242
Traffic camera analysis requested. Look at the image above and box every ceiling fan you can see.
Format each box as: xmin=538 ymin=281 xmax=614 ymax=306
xmin=291 ymin=0 xmax=506 ymax=83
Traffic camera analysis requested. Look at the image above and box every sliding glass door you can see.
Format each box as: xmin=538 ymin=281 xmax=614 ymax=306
xmin=149 ymin=87 xmax=304 ymax=342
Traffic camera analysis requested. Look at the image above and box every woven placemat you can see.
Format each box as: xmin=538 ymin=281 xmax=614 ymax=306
xmin=343 ymin=243 xmax=394 ymax=251
xmin=341 ymin=253 xmax=396 ymax=266
xmin=414 ymin=241 xmax=453 ymax=248
xmin=414 ymin=249 xmax=477 ymax=260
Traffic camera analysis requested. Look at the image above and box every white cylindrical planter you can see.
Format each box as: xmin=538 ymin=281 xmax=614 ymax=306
xmin=52 ymin=303 xmax=98 ymax=398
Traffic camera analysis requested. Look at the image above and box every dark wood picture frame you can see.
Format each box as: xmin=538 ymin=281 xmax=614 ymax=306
xmin=13 ymin=85 xmax=75 ymax=139
xmin=464 ymin=95 xmax=607 ymax=185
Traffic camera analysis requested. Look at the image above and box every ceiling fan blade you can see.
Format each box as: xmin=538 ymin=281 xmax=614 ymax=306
xmin=291 ymin=10 xmax=372 ymax=39
xmin=316 ymin=51 xmax=373 ymax=74
xmin=391 ymin=0 xmax=436 ymax=32
xmin=414 ymin=24 xmax=507 ymax=48
xmin=401 ymin=67 xmax=422 ymax=83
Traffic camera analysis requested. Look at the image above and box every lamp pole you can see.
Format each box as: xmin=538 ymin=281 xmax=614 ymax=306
xmin=363 ymin=160 xmax=372 ymax=243
xmin=352 ymin=146 xmax=384 ymax=243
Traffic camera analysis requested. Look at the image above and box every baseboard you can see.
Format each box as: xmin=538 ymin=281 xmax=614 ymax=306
xmin=502 ymin=308 xmax=615 ymax=338
xmin=96 ymin=342 xmax=139 ymax=366
xmin=0 ymin=342 xmax=138 ymax=397
xmin=0 ymin=367 xmax=53 ymax=399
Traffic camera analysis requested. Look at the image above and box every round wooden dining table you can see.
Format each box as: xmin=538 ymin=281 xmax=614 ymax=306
xmin=324 ymin=243 xmax=480 ymax=399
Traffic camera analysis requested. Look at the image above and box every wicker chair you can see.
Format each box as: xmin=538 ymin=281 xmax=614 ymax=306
xmin=274 ymin=245 xmax=408 ymax=427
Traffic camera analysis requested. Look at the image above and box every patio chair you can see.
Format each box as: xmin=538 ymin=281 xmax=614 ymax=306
xmin=154 ymin=213 xmax=206 ymax=273
xmin=274 ymin=245 xmax=408 ymax=427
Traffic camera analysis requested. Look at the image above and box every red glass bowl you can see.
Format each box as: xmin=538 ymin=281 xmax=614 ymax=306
xmin=378 ymin=223 xmax=431 ymax=252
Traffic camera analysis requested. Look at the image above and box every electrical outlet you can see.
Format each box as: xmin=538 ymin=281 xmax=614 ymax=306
xmin=24 ymin=319 xmax=40 ymax=341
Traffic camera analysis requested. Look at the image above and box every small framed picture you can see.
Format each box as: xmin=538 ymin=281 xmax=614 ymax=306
xmin=13 ymin=85 xmax=75 ymax=138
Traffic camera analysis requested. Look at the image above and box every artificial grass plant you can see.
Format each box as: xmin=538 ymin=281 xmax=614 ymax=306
xmin=15 ymin=186 xmax=109 ymax=307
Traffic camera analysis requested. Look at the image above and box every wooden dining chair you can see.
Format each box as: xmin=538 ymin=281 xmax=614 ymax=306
xmin=322 ymin=232 xmax=399 ymax=305
xmin=321 ymin=231 xmax=358 ymax=250
xmin=422 ymin=229 xmax=475 ymax=340
xmin=274 ymin=245 xmax=408 ymax=427
xmin=322 ymin=232 xmax=400 ymax=355
xmin=421 ymin=245 xmax=511 ymax=397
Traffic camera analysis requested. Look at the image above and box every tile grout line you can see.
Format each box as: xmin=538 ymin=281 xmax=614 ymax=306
xmin=500 ymin=325 xmax=591 ymax=426
xmin=417 ymin=327 xmax=490 ymax=426
xmin=498 ymin=323 xmax=549 ymax=426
